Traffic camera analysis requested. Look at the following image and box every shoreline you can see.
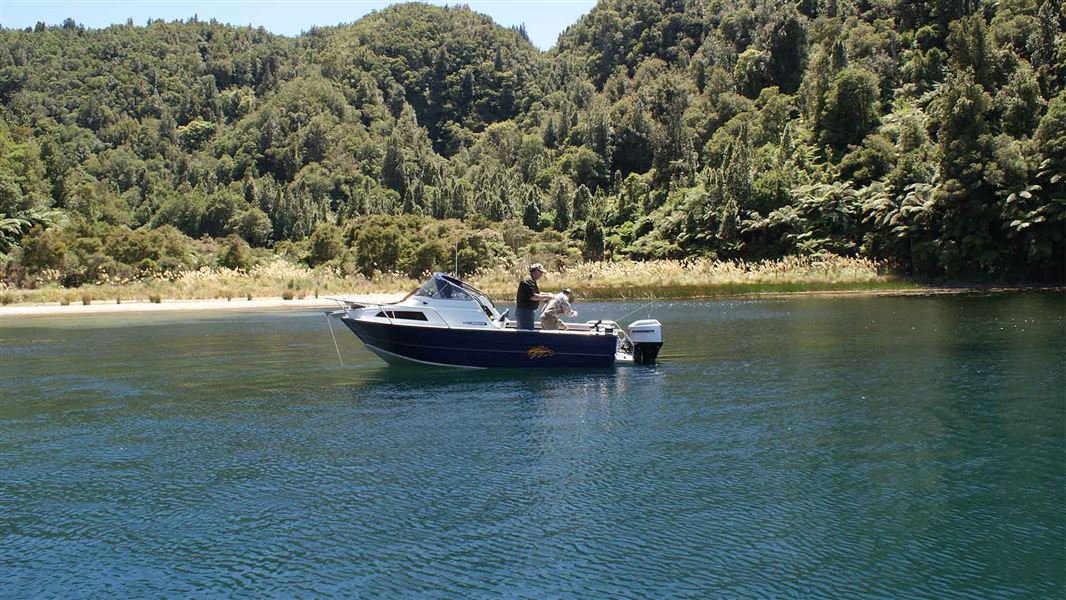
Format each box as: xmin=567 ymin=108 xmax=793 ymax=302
xmin=0 ymin=293 xmax=407 ymax=318
xmin=2 ymin=285 xmax=1060 ymax=320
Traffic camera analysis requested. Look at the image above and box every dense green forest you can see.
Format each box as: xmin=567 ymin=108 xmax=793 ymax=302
xmin=0 ymin=0 xmax=1063 ymax=289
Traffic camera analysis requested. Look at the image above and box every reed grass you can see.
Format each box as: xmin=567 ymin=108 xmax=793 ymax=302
xmin=468 ymin=255 xmax=905 ymax=299
xmin=0 ymin=255 xmax=911 ymax=306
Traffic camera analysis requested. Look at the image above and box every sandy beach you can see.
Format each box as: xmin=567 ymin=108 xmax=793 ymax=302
xmin=2 ymin=285 xmax=1060 ymax=320
xmin=0 ymin=293 xmax=407 ymax=319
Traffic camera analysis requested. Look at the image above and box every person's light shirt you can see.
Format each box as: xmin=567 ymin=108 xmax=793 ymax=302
xmin=541 ymin=292 xmax=576 ymax=319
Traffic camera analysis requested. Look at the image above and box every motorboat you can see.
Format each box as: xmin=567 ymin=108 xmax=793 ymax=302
xmin=327 ymin=272 xmax=662 ymax=369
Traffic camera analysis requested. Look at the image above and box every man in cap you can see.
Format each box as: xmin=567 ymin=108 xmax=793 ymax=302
xmin=540 ymin=288 xmax=577 ymax=331
xmin=515 ymin=263 xmax=554 ymax=330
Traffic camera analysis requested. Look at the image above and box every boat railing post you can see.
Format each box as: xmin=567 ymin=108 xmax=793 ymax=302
xmin=614 ymin=325 xmax=634 ymax=355
xmin=375 ymin=304 xmax=395 ymax=325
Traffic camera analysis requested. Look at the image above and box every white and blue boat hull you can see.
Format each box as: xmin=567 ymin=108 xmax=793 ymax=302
xmin=341 ymin=317 xmax=619 ymax=368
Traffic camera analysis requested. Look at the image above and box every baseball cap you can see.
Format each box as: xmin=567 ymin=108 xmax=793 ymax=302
xmin=529 ymin=263 xmax=545 ymax=273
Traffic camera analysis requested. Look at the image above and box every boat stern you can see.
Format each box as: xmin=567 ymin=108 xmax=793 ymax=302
xmin=628 ymin=319 xmax=663 ymax=365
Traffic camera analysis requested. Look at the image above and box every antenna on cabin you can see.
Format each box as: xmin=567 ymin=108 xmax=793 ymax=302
xmin=454 ymin=241 xmax=459 ymax=276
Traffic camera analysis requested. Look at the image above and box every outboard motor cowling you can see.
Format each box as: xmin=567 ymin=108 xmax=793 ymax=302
xmin=628 ymin=319 xmax=663 ymax=365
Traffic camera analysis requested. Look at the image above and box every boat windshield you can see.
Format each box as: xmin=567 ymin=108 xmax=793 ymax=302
xmin=442 ymin=274 xmax=496 ymax=310
xmin=411 ymin=274 xmax=498 ymax=320
xmin=414 ymin=276 xmax=474 ymax=301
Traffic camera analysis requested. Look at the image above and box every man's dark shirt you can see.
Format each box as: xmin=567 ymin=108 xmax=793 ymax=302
xmin=516 ymin=275 xmax=540 ymax=309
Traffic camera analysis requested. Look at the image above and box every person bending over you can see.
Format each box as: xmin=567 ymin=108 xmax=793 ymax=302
xmin=540 ymin=288 xmax=577 ymax=331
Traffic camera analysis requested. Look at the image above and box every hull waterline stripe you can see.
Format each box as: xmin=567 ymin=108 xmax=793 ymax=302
xmin=364 ymin=343 xmax=487 ymax=370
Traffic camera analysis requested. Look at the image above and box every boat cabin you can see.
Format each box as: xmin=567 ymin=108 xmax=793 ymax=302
xmin=362 ymin=272 xmax=505 ymax=330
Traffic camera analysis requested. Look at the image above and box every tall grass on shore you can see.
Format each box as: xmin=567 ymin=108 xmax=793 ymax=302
xmin=0 ymin=255 xmax=904 ymax=306
xmin=470 ymin=255 xmax=904 ymax=299
xmin=0 ymin=261 xmax=413 ymax=305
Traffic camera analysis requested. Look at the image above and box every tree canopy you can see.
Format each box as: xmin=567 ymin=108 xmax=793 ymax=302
xmin=1 ymin=0 xmax=1064 ymax=286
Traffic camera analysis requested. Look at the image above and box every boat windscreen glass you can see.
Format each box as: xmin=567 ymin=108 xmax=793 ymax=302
xmin=438 ymin=274 xmax=496 ymax=308
xmin=414 ymin=276 xmax=473 ymax=301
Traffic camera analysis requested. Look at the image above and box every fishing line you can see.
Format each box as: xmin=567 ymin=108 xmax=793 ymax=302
xmin=614 ymin=297 xmax=660 ymax=323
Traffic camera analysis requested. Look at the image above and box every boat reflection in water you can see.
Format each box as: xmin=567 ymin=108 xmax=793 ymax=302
xmin=328 ymin=273 xmax=662 ymax=369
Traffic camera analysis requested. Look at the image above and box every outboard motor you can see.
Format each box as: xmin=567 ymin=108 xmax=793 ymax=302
xmin=628 ymin=319 xmax=663 ymax=365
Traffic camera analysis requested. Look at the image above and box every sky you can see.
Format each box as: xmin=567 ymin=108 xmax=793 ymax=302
xmin=0 ymin=0 xmax=597 ymax=50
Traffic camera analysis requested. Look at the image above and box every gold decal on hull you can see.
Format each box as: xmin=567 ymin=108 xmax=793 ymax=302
xmin=527 ymin=345 xmax=555 ymax=359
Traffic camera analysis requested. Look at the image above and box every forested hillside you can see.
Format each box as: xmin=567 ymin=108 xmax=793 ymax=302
xmin=1 ymin=1 xmax=1063 ymax=290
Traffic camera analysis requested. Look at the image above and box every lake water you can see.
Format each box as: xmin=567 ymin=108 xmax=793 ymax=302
xmin=1 ymin=293 xmax=1063 ymax=598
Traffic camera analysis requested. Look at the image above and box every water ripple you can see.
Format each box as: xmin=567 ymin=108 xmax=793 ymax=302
xmin=1 ymin=297 xmax=1064 ymax=598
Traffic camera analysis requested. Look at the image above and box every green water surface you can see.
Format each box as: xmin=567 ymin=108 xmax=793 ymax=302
xmin=1 ymin=293 xmax=1063 ymax=597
